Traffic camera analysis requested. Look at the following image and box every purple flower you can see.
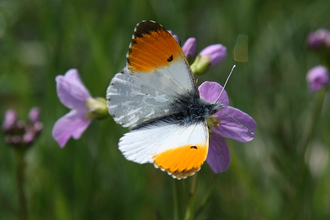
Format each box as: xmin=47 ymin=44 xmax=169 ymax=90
xmin=199 ymin=81 xmax=256 ymax=173
xmin=52 ymin=69 xmax=93 ymax=148
xmin=182 ymin=37 xmax=196 ymax=60
xmin=52 ymin=69 xmax=108 ymax=147
xmin=307 ymin=28 xmax=330 ymax=49
xmin=199 ymin=44 xmax=227 ymax=67
xmin=306 ymin=65 xmax=329 ymax=92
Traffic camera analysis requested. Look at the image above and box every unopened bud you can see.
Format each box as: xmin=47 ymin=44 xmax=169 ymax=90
xmin=182 ymin=38 xmax=196 ymax=64
xmin=28 ymin=107 xmax=41 ymax=124
xmin=190 ymin=44 xmax=227 ymax=75
xmin=2 ymin=109 xmax=17 ymax=133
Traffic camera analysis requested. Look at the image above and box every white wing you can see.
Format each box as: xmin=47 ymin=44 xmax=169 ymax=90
xmin=118 ymin=121 xmax=209 ymax=179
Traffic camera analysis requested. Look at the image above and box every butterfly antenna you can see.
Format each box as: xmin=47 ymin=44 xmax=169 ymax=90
xmin=220 ymin=109 xmax=255 ymax=135
xmin=216 ymin=65 xmax=236 ymax=102
xmin=215 ymin=65 xmax=254 ymax=136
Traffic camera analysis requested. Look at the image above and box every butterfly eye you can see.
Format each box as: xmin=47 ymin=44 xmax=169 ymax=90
xmin=167 ymin=55 xmax=173 ymax=62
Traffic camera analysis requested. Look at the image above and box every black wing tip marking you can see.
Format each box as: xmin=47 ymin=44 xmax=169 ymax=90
xmin=127 ymin=20 xmax=167 ymax=66
xmin=134 ymin=20 xmax=163 ymax=38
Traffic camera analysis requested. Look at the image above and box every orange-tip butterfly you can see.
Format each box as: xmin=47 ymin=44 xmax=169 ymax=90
xmin=106 ymin=21 xmax=222 ymax=179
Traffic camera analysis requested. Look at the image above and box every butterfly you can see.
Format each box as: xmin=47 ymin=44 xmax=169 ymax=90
xmin=106 ymin=20 xmax=222 ymax=179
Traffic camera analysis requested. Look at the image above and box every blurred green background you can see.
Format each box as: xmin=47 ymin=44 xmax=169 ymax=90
xmin=1 ymin=0 xmax=330 ymax=219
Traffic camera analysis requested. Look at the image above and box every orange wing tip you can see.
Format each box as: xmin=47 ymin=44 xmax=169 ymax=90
xmin=127 ymin=21 xmax=184 ymax=73
xmin=152 ymin=144 xmax=208 ymax=179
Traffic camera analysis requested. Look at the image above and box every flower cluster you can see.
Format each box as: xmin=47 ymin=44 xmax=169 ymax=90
xmin=2 ymin=107 xmax=42 ymax=148
xmin=170 ymin=31 xmax=227 ymax=75
xmin=307 ymin=28 xmax=330 ymax=50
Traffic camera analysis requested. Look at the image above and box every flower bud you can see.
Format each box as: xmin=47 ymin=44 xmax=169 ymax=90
xmin=168 ymin=30 xmax=181 ymax=46
xmin=306 ymin=65 xmax=329 ymax=92
xmin=199 ymin=44 xmax=227 ymax=67
xmin=182 ymin=38 xmax=196 ymax=63
xmin=22 ymin=132 xmax=35 ymax=145
xmin=2 ymin=109 xmax=17 ymax=133
xmin=307 ymin=28 xmax=330 ymax=49
xmin=190 ymin=44 xmax=227 ymax=75
xmin=28 ymin=107 xmax=41 ymax=124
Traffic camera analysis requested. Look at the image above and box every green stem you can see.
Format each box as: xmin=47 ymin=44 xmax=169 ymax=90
xmin=173 ymin=179 xmax=185 ymax=220
xmin=184 ymin=174 xmax=198 ymax=220
xmin=194 ymin=174 xmax=217 ymax=219
xmin=15 ymin=149 xmax=28 ymax=220
xmin=291 ymin=89 xmax=326 ymax=219
xmin=301 ymin=88 xmax=326 ymax=156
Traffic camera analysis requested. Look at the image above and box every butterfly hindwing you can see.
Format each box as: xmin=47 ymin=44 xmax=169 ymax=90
xmin=119 ymin=120 xmax=209 ymax=179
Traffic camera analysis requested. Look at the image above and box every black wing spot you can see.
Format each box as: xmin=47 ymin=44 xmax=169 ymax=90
xmin=191 ymin=146 xmax=197 ymax=149
xmin=167 ymin=55 xmax=173 ymax=62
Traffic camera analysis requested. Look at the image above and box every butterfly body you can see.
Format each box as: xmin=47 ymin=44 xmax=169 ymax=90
xmin=107 ymin=20 xmax=222 ymax=179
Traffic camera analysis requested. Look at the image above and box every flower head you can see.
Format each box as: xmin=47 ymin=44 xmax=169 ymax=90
xmin=168 ymin=29 xmax=226 ymax=75
xmin=306 ymin=65 xmax=329 ymax=92
xmin=307 ymin=28 xmax=330 ymax=49
xmin=198 ymin=81 xmax=256 ymax=173
xmin=52 ymin=69 xmax=108 ymax=148
xmin=2 ymin=107 xmax=42 ymax=148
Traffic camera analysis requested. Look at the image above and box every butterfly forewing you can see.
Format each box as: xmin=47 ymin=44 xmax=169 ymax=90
xmin=107 ymin=21 xmax=197 ymax=128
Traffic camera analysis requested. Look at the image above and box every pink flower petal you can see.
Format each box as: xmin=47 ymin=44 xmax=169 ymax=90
xmin=56 ymin=69 xmax=91 ymax=110
xmin=52 ymin=110 xmax=91 ymax=148
xmin=199 ymin=81 xmax=229 ymax=106
xmin=212 ymin=106 xmax=256 ymax=142
xmin=206 ymin=134 xmax=230 ymax=173
xmin=64 ymin=69 xmax=92 ymax=97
